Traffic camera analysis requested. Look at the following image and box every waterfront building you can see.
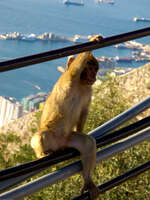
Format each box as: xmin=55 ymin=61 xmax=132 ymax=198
xmin=0 ymin=96 xmax=23 ymax=127
xmin=21 ymin=92 xmax=48 ymax=112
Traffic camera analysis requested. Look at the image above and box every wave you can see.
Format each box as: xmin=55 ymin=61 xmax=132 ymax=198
xmin=0 ymin=32 xmax=90 ymax=43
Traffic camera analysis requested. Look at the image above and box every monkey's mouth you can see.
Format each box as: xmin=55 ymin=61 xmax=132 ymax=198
xmin=87 ymin=77 xmax=96 ymax=84
xmin=80 ymin=71 xmax=96 ymax=85
xmin=87 ymin=72 xmax=97 ymax=84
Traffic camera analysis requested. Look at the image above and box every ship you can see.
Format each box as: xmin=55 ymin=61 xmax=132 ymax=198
xmin=63 ymin=0 xmax=84 ymax=6
xmin=133 ymin=17 xmax=150 ymax=22
xmin=114 ymin=56 xmax=134 ymax=62
xmin=114 ymin=41 xmax=144 ymax=50
xmin=96 ymin=0 xmax=115 ymax=5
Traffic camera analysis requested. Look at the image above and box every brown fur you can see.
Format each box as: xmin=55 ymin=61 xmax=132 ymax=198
xmin=31 ymin=37 xmax=102 ymax=199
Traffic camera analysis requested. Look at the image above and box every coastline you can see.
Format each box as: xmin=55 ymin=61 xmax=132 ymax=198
xmin=1 ymin=62 xmax=150 ymax=135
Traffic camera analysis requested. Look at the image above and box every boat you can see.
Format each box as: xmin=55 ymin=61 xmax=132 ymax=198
xmin=34 ymin=85 xmax=41 ymax=90
xmin=37 ymin=32 xmax=72 ymax=42
xmin=114 ymin=56 xmax=134 ymax=62
xmin=133 ymin=17 xmax=150 ymax=22
xmin=72 ymin=34 xmax=90 ymax=43
xmin=96 ymin=0 xmax=115 ymax=5
xmin=114 ymin=41 xmax=144 ymax=50
xmin=98 ymin=56 xmax=116 ymax=68
xmin=63 ymin=0 xmax=84 ymax=6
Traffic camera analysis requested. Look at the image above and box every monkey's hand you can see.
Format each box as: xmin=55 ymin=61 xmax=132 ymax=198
xmin=89 ymin=34 xmax=103 ymax=42
xmin=81 ymin=180 xmax=100 ymax=200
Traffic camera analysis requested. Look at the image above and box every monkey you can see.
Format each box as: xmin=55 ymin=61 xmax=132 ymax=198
xmin=31 ymin=35 xmax=103 ymax=199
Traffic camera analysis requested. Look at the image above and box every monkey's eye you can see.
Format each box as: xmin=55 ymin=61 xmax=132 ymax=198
xmin=88 ymin=65 xmax=98 ymax=72
xmin=87 ymin=60 xmax=95 ymax=65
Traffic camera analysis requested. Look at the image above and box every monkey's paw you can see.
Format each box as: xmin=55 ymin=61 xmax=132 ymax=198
xmin=81 ymin=181 xmax=100 ymax=200
xmin=89 ymin=34 xmax=103 ymax=42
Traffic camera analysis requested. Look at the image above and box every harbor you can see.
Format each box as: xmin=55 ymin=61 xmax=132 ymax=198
xmin=1 ymin=37 xmax=150 ymax=127
xmin=0 ymin=32 xmax=90 ymax=43
xmin=114 ymin=41 xmax=150 ymax=62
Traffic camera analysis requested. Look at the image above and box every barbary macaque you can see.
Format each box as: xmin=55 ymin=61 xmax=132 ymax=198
xmin=31 ymin=35 xmax=103 ymax=199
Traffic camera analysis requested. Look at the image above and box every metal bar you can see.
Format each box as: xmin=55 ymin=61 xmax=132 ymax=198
xmin=90 ymin=96 xmax=150 ymax=138
xmin=0 ymin=148 xmax=78 ymax=182
xmin=1 ymin=114 xmax=150 ymax=193
xmin=1 ymin=128 xmax=150 ymax=199
xmin=0 ymin=171 xmax=39 ymax=193
xmin=0 ymin=97 xmax=150 ymax=192
xmin=1 ymin=115 xmax=150 ymax=193
xmin=0 ymin=27 xmax=150 ymax=72
xmin=72 ymin=160 xmax=150 ymax=200
xmin=1 ymin=104 xmax=150 ymax=184
xmin=96 ymin=115 xmax=150 ymax=148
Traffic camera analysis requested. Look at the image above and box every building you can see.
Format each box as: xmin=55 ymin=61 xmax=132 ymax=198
xmin=0 ymin=96 xmax=23 ymax=127
xmin=21 ymin=92 xmax=48 ymax=112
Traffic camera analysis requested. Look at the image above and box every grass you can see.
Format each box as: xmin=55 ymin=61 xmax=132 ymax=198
xmin=0 ymin=75 xmax=150 ymax=199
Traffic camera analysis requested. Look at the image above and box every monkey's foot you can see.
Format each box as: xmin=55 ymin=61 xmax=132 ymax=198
xmin=81 ymin=181 xmax=100 ymax=200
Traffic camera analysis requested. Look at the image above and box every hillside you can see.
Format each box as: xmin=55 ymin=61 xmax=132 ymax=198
xmin=1 ymin=63 xmax=150 ymax=199
xmin=0 ymin=62 xmax=150 ymax=138
xmin=118 ymin=63 xmax=150 ymax=107
xmin=117 ymin=63 xmax=150 ymax=118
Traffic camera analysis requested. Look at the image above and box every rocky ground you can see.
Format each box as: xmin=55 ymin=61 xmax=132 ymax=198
xmin=117 ymin=63 xmax=150 ymax=119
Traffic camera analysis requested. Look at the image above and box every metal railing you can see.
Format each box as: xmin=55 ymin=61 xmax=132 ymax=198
xmin=0 ymin=27 xmax=150 ymax=73
xmin=1 ymin=122 xmax=150 ymax=199
xmin=0 ymin=27 xmax=150 ymax=199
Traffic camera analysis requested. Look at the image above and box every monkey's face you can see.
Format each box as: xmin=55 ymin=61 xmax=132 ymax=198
xmin=80 ymin=60 xmax=99 ymax=85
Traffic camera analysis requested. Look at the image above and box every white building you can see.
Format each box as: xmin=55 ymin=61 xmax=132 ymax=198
xmin=0 ymin=96 xmax=23 ymax=127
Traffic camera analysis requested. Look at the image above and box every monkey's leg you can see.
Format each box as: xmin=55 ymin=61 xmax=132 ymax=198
xmin=67 ymin=132 xmax=100 ymax=199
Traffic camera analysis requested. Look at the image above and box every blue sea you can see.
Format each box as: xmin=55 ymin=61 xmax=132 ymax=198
xmin=0 ymin=0 xmax=150 ymax=100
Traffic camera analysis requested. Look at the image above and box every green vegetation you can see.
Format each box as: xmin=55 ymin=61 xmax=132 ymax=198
xmin=0 ymin=75 xmax=150 ymax=199
xmin=84 ymin=74 xmax=128 ymax=133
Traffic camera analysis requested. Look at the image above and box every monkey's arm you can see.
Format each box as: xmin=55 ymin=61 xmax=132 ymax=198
xmin=68 ymin=35 xmax=103 ymax=79
xmin=74 ymin=108 xmax=89 ymax=132
xmin=68 ymin=51 xmax=91 ymax=79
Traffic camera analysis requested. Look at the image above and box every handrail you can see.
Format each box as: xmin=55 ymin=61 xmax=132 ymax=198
xmin=0 ymin=97 xmax=150 ymax=181
xmin=1 ymin=115 xmax=150 ymax=192
xmin=1 ymin=128 xmax=150 ymax=199
xmin=0 ymin=27 xmax=150 ymax=72
xmin=73 ymin=160 xmax=150 ymax=200
xmin=1 ymin=28 xmax=150 ymax=198
xmin=0 ymin=97 xmax=150 ymax=193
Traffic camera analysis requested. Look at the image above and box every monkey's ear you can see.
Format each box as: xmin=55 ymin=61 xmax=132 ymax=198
xmin=88 ymin=52 xmax=95 ymax=59
xmin=67 ymin=56 xmax=75 ymax=69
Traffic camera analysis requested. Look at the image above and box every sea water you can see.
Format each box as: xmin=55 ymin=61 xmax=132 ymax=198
xmin=0 ymin=0 xmax=150 ymax=99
